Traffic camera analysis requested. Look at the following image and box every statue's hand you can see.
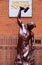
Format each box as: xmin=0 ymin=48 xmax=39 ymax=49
xmin=24 ymin=7 xmax=29 ymax=13
xmin=20 ymin=6 xmax=24 ymax=10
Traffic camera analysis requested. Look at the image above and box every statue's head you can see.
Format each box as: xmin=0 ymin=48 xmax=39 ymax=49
xmin=27 ymin=22 xmax=36 ymax=31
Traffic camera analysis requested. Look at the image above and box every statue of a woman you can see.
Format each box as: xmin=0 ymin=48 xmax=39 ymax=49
xmin=14 ymin=7 xmax=36 ymax=65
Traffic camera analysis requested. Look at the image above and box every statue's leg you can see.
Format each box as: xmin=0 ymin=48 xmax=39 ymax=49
xmin=14 ymin=54 xmax=22 ymax=65
xmin=28 ymin=46 xmax=35 ymax=65
xmin=22 ymin=61 xmax=31 ymax=65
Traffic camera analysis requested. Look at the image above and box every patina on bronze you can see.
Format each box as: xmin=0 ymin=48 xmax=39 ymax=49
xmin=14 ymin=7 xmax=36 ymax=65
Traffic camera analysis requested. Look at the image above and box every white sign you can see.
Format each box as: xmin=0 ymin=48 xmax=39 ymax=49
xmin=9 ymin=0 xmax=32 ymax=17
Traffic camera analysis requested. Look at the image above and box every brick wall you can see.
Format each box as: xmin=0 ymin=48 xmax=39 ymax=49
xmin=0 ymin=0 xmax=42 ymax=65
xmin=0 ymin=0 xmax=42 ymax=38
xmin=0 ymin=37 xmax=17 ymax=65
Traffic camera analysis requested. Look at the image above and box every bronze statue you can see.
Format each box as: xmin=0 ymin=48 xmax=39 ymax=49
xmin=14 ymin=7 xmax=36 ymax=65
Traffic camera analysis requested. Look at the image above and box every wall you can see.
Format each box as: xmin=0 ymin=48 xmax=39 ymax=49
xmin=0 ymin=0 xmax=42 ymax=65
xmin=0 ymin=0 xmax=42 ymax=38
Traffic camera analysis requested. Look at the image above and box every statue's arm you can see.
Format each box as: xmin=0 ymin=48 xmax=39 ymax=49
xmin=31 ymin=33 xmax=34 ymax=46
xmin=17 ymin=7 xmax=24 ymax=28
xmin=17 ymin=7 xmax=29 ymax=28
xmin=32 ymin=33 xmax=34 ymax=43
